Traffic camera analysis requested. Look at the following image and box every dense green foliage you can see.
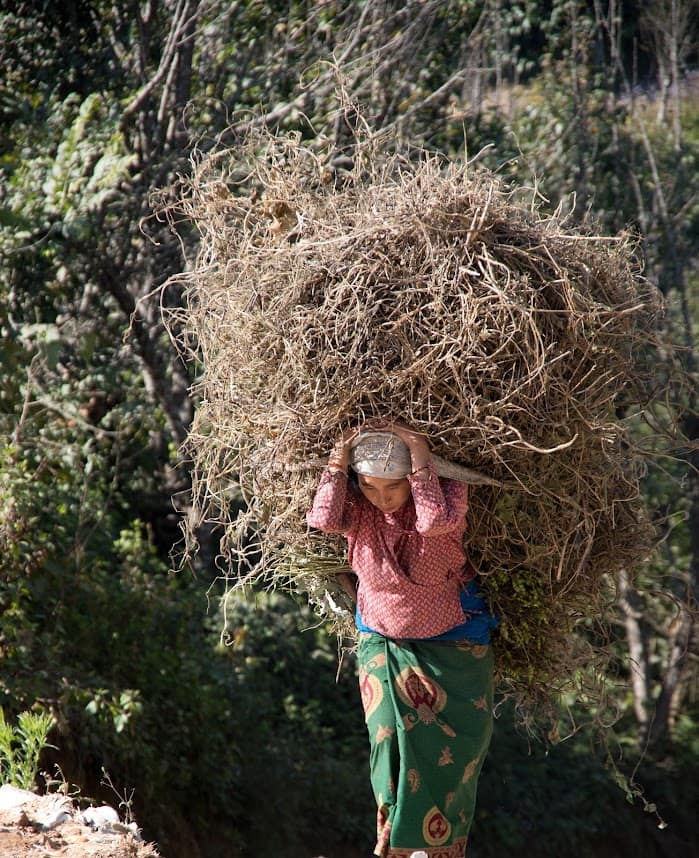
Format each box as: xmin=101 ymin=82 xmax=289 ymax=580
xmin=1 ymin=2 xmax=698 ymax=856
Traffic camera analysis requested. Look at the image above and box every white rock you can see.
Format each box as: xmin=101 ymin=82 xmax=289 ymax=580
xmin=29 ymin=794 xmax=73 ymax=830
xmin=82 ymin=804 xmax=120 ymax=829
xmin=0 ymin=784 xmax=36 ymax=810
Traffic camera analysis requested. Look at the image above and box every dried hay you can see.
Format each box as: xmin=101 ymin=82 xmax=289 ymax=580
xmin=163 ymin=127 xmax=662 ymax=712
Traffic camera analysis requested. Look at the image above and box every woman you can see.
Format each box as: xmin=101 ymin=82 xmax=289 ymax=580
xmin=307 ymin=422 xmax=497 ymax=858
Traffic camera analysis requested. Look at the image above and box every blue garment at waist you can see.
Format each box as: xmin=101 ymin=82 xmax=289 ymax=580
xmin=355 ymin=578 xmax=499 ymax=644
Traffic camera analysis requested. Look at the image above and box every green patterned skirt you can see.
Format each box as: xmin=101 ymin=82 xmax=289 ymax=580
xmin=358 ymin=633 xmax=494 ymax=858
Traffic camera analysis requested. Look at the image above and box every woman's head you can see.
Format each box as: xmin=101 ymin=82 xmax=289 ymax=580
xmin=349 ymin=431 xmax=413 ymax=512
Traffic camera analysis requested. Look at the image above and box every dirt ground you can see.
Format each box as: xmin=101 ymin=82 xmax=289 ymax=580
xmin=0 ymin=786 xmax=160 ymax=858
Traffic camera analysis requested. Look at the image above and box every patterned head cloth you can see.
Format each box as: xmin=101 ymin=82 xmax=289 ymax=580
xmin=349 ymin=432 xmax=412 ymax=478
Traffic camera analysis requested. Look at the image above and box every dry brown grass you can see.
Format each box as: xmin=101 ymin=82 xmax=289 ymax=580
xmin=161 ymin=126 xmax=663 ymax=714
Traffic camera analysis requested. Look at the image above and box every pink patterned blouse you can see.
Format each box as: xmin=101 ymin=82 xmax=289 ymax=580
xmin=306 ymin=462 xmax=475 ymax=639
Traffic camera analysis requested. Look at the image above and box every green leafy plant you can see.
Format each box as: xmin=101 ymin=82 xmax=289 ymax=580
xmin=0 ymin=707 xmax=55 ymax=790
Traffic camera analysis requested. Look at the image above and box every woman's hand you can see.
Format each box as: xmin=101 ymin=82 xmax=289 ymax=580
xmin=363 ymin=419 xmax=431 ymax=473
xmin=327 ymin=426 xmax=359 ymax=472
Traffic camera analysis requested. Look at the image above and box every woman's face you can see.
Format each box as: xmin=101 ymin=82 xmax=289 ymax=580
xmin=357 ymin=473 xmax=411 ymax=514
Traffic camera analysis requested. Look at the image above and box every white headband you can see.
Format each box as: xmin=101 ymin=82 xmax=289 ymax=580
xmin=349 ymin=432 xmax=412 ymax=478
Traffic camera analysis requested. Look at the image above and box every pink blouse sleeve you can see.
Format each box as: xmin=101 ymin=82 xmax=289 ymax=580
xmin=306 ymin=470 xmax=358 ymax=534
xmin=407 ymin=462 xmax=469 ymax=536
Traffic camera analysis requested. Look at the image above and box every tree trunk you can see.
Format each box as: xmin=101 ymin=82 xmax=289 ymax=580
xmin=617 ymin=569 xmax=651 ymax=734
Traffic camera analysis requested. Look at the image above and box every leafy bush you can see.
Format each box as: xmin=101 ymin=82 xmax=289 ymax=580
xmin=0 ymin=707 xmax=55 ymax=790
xmin=471 ymin=703 xmax=699 ymax=858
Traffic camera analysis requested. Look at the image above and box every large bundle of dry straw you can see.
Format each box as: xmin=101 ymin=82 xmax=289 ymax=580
xmin=166 ymin=129 xmax=661 ymax=705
